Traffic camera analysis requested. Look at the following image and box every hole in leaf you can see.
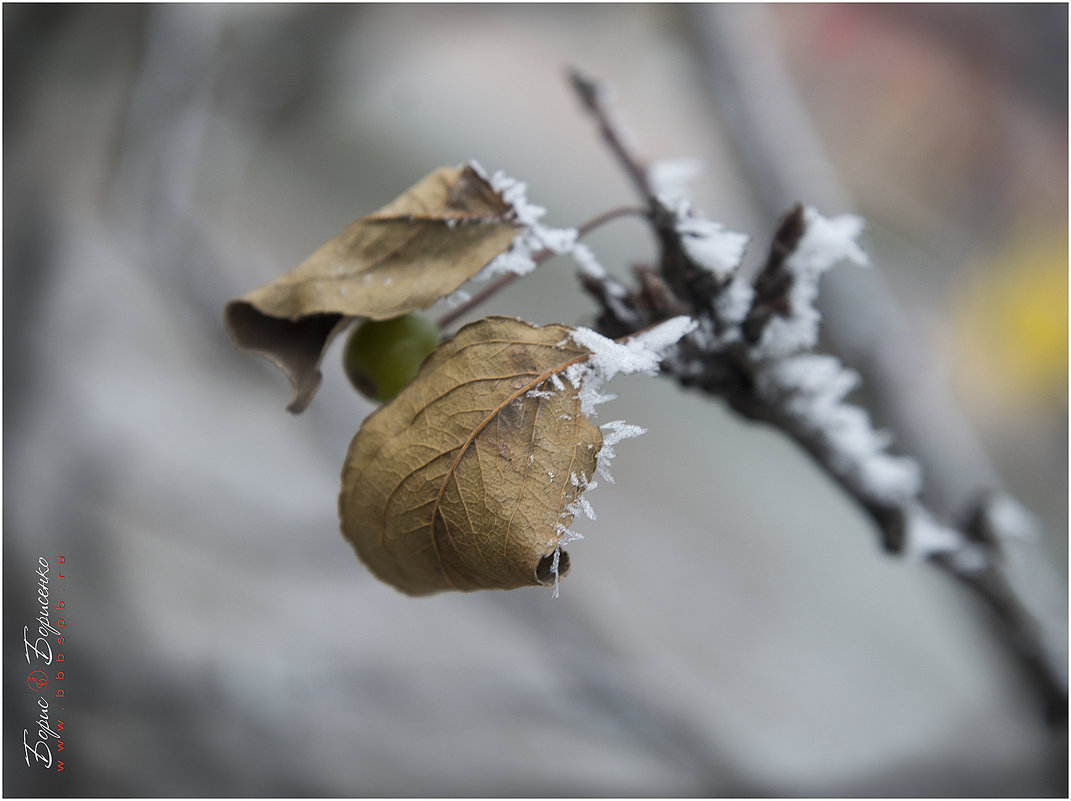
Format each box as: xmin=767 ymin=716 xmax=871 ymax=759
xmin=535 ymin=550 xmax=571 ymax=584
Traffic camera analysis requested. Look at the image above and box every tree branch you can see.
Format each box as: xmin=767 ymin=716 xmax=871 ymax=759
xmin=568 ymin=68 xmax=1067 ymax=727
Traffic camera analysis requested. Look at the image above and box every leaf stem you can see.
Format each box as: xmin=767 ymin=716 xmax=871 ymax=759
xmin=575 ymin=203 xmax=652 ymax=239
xmin=435 ymin=204 xmax=649 ymax=329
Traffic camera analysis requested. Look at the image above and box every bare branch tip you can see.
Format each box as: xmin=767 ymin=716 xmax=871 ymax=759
xmin=566 ymin=67 xmax=600 ymax=108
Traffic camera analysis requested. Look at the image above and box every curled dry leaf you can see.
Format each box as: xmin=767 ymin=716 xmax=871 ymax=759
xmin=224 ymin=165 xmax=522 ymax=412
xmin=339 ymin=316 xmax=603 ymax=595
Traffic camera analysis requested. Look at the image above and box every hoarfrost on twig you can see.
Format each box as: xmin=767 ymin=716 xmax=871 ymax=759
xmin=648 ymin=157 xmax=706 ymax=204
xmin=983 ymin=494 xmax=1041 ymax=541
xmin=570 ymin=242 xmax=609 ymax=281
xmin=753 ymin=206 xmax=869 ymax=358
xmin=672 ymin=199 xmax=750 ymax=282
xmin=755 ymin=353 xmax=921 ymax=506
xmin=904 ymin=505 xmax=987 ymax=572
xmin=569 ymin=316 xmax=697 ymax=416
xmin=442 ymin=289 xmax=472 ymax=309
xmin=713 ymin=278 xmax=755 ymax=331
xmin=467 ymin=161 xmax=580 ymax=281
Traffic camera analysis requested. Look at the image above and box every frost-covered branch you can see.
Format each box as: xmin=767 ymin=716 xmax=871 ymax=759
xmin=569 ymin=69 xmax=1067 ymax=724
xmin=436 ymin=202 xmax=649 ymax=330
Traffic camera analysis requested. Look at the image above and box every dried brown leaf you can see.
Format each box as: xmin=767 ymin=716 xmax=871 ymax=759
xmin=225 ymin=165 xmax=522 ymax=412
xmin=339 ymin=316 xmax=603 ymax=595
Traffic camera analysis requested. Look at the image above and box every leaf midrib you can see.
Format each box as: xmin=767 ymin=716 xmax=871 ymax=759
xmin=428 ymin=351 xmax=590 ymax=583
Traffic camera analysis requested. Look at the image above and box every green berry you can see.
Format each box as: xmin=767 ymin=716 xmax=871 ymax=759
xmin=342 ymin=313 xmax=442 ymax=403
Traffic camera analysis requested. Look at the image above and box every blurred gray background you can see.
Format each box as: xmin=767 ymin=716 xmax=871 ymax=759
xmin=4 ymin=4 xmax=1067 ymax=796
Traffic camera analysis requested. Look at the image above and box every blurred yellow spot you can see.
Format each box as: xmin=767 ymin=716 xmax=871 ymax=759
xmin=953 ymin=230 xmax=1067 ymax=412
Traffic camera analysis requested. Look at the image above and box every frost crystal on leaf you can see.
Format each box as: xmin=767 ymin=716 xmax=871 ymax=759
xmin=548 ymin=420 xmax=645 ymax=598
xmin=466 ymin=162 xmax=581 ymax=282
xmin=467 ymin=164 xmax=636 ymax=330
xmin=544 ymin=318 xmax=694 ymax=597
xmin=595 ymin=420 xmax=646 ymax=484
xmin=672 ymin=199 xmax=749 ymax=281
xmin=569 ymin=316 xmax=697 ymax=416
xmin=489 ymin=172 xmax=547 ymax=228
xmin=565 ymin=471 xmax=598 ymax=521
xmin=551 ymin=518 xmax=586 ymax=598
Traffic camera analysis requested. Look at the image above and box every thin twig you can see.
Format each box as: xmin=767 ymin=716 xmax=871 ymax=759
xmin=575 ymin=203 xmax=651 ymax=238
xmin=568 ymin=68 xmax=655 ymax=203
xmin=436 ymin=204 xmax=649 ymax=329
xmin=436 ymin=273 xmax=521 ymax=330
